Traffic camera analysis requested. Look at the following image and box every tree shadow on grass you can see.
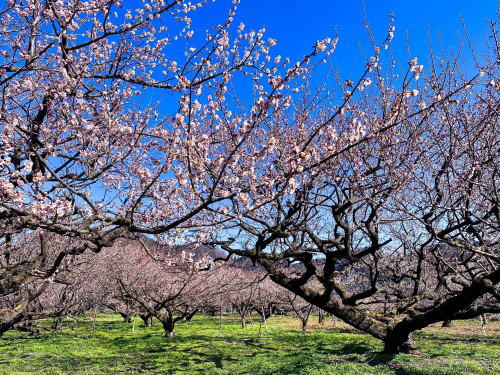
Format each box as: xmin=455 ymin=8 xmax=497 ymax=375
xmin=194 ymin=336 xmax=383 ymax=374
xmin=392 ymin=367 xmax=459 ymax=375
xmin=7 ymin=320 xmax=493 ymax=375
xmin=416 ymin=332 xmax=499 ymax=345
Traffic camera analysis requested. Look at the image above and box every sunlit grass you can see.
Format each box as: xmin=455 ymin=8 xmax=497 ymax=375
xmin=0 ymin=314 xmax=498 ymax=375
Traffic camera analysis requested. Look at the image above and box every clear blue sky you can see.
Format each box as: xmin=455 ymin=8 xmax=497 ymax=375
xmin=135 ymin=0 xmax=497 ymax=116
xmin=195 ymin=0 xmax=497 ymax=76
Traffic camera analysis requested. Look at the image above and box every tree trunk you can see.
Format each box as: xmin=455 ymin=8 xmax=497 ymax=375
xmin=184 ymin=309 xmax=198 ymax=322
xmin=260 ymin=306 xmax=265 ymax=324
xmin=241 ymin=317 xmax=246 ymax=329
xmin=92 ymin=307 xmax=97 ymax=331
xmin=442 ymin=319 xmax=453 ymax=327
xmin=15 ymin=321 xmax=39 ymax=335
xmin=161 ymin=319 xmax=175 ymax=338
xmin=331 ymin=314 xmax=337 ymax=327
xmin=383 ymin=331 xmax=417 ymax=354
xmin=218 ymin=303 xmax=223 ymax=336
xmin=0 ymin=309 xmax=26 ymax=337
xmin=140 ymin=314 xmax=153 ymax=327
xmin=301 ymin=321 xmax=307 ymax=335
xmin=52 ymin=316 xmax=63 ymax=330
xmin=119 ymin=312 xmax=132 ymax=323
xmin=480 ymin=314 xmax=487 ymax=334
xmin=0 ymin=324 xmax=9 ymax=338
xmin=318 ymin=310 xmax=325 ymax=325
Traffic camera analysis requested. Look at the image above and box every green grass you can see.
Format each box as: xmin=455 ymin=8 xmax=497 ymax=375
xmin=0 ymin=314 xmax=498 ymax=375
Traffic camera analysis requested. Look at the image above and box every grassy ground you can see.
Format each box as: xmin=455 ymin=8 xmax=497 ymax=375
xmin=0 ymin=314 xmax=498 ymax=375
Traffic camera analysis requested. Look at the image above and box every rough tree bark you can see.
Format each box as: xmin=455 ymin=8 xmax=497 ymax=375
xmin=119 ymin=312 xmax=132 ymax=323
xmin=139 ymin=314 xmax=153 ymax=327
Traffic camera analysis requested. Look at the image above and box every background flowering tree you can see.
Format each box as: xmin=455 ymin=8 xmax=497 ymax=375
xmin=103 ymin=239 xmax=238 ymax=337
xmin=225 ymin=265 xmax=285 ymax=327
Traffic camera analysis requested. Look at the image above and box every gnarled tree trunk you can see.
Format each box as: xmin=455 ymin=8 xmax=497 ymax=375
xmin=119 ymin=312 xmax=132 ymax=323
xmin=442 ymin=319 xmax=452 ymax=328
xmin=161 ymin=318 xmax=175 ymax=338
xmin=140 ymin=314 xmax=153 ymax=327
xmin=382 ymin=330 xmax=417 ymax=354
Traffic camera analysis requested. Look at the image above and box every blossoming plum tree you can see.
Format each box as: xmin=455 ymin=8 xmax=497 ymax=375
xmin=0 ymin=0 xmax=338 ymax=331
xmin=210 ymin=25 xmax=499 ymax=353
xmin=2 ymin=0 xmax=496 ymax=351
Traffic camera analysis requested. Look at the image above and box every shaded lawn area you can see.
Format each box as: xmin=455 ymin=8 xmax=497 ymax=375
xmin=0 ymin=315 xmax=498 ymax=375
